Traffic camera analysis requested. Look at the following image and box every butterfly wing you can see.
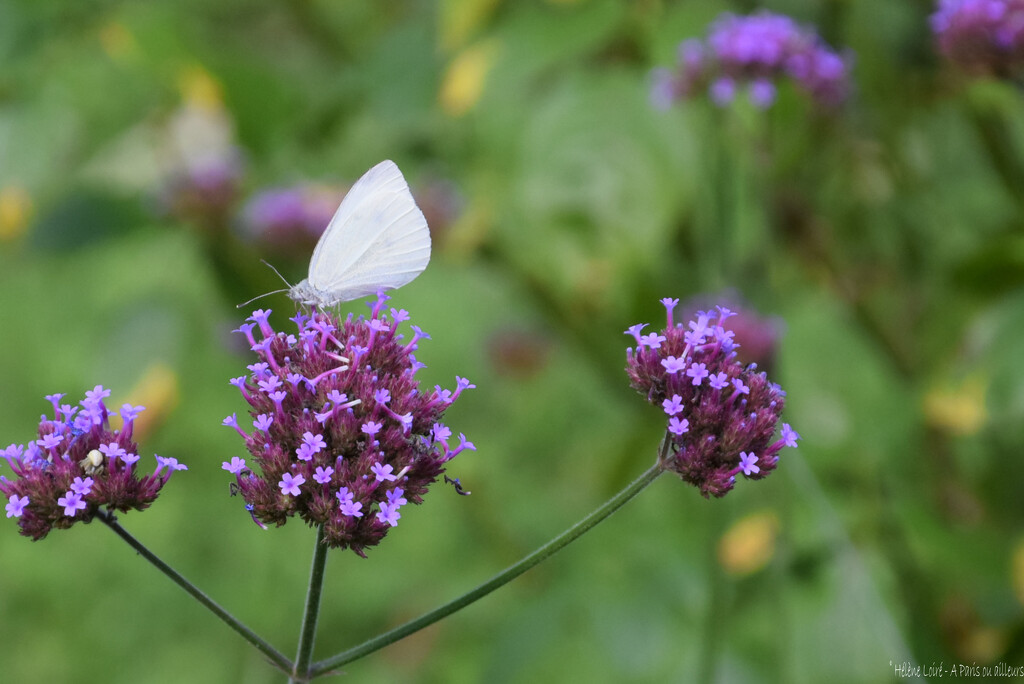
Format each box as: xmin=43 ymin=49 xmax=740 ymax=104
xmin=306 ymin=160 xmax=431 ymax=304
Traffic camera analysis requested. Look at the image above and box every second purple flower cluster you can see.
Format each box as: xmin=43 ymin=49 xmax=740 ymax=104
xmin=931 ymin=0 xmax=1024 ymax=75
xmin=652 ymin=11 xmax=850 ymax=111
xmin=239 ymin=184 xmax=346 ymax=258
xmin=1 ymin=387 xmax=186 ymax=540
xmin=626 ymin=299 xmax=798 ymax=498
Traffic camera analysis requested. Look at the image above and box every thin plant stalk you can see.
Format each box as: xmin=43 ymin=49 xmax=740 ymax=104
xmin=309 ymin=446 xmax=669 ymax=677
xmin=97 ymin=509 xmax=292 ymax=674
xmin=290 ymin=524 xmax=329 ymax=683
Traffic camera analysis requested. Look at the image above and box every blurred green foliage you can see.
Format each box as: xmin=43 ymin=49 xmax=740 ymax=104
xmin=1 ymin=1 xmax=1023 ymax=682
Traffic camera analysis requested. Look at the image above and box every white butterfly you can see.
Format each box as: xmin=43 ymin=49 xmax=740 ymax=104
xmin=287 ymin=160 xmax=431 ymax=307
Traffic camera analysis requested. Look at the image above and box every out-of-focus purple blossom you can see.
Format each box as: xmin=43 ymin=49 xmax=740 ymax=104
xmin=625 ymin=300 xmax=797 ymax=498
xmin=650 ymin=40 xmax=706 ymax=109
xmin=414 ymin=176 xmax=464 ymax=246
xmin=240 ymin=175 xmax=462 ymax=257
xmin=486 ymin=327 xmax=553 ymax=380
xmin=652 ymin=11 xmax=851 ymax=111
xmin=238 ymin=184 xmax=348 ymax=258
xmin=931 ymin=0 xmax=1024 ymax=76
xmin=157 ymin=152 xmax=244 ymax=226
xmin=680 ymin=293 xmax=784 ymax=376
xmin=225 ymin=293 xmax=475 ymax=556
xmin=0 ymin=388 xmax=185 ymax=541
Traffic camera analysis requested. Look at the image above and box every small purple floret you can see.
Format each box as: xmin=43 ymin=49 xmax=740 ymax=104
xmin=57 ymin=491 xmax=87 ymax=517
xmin=278 ymin=472 xmax=305 ymax=497
xmin=738 ymin=451 xmax=761 ymax=476
xmin=5 ymin=494 xmax=28 ymax=518
xmin=223 ymin=456 xmax=248 ymax=474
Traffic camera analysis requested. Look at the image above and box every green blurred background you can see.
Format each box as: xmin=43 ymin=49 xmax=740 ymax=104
xmin=2 ymin=1 xmax=1023 ymax=682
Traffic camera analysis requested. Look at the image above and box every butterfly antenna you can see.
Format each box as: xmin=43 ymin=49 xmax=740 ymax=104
xmin=235 ymin=260 xmax=294 ymax=309
xmin=260 ymin=259 xmax=293 ymax=288
xmin=236 ymin=289 xmax=289 ymax=309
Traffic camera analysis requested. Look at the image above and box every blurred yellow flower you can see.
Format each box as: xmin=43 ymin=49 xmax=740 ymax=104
xmin=178 ymin=65 xmax=225 ymax=112
xmin=440 ymin=40 xmax=499 ymax=117
xmin=113 ymin=363 xmax=180 ymax=442
xmin=99 ymin=21 xmax=140 ymax=62
xmin=1012 ymin=539 xmax=1024 ymax=608
xmin=444 ymin=200 xmax=491 ymax=257
xmin=439 ymin=0 xmax=501 ymax=52
xmin=923 ymin=374 xmax=988 ymax=436
xmin=718 ymin=510 xmax=779 ymax=576
xmin=941 ymin=594 xmax=1007 ymax=663
xmin=575 ymin=257 xmax=613 ymax=309
xmin=960 ymin=626 xmax=1006 ymax=664
xmin=0 ymin=186 xmax=32 ymax=242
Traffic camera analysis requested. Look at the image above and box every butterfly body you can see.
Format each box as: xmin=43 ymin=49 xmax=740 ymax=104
xmin=288 ymin=160 xmax=431 ymax=308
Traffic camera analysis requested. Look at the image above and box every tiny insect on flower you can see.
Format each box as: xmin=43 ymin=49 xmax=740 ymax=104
xmin=444 ymin=475 xmax=472 ymax=496
xmin=79 ymin=449 xmax=105 ymax=475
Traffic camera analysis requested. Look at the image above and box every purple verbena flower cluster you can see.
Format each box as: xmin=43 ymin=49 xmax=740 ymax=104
xmin=1 ymin=387 xmax=186 ymax=540
xmin=225 ymin=293 xmax=475 ymax=556
xmin=931 ymin=0 xmax=1024 ymax=76
xmin=626 ymin=299 xmax=799 ymax=498
xmin=651 ymin=11 xmax=850 ymax=111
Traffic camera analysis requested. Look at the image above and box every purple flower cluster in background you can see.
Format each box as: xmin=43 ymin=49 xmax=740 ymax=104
xmin=679 ymin=293 xmax=784 ymax=376
xmin=224 ymin=293 xmax=475 ymax=556
xmin=1 ymin=388 xmax=186 ymax=540
xmin=625 ymin=299 xmax=798 ymax=498
xmin=239 ymin=184 xmax=347 ymax=257
xmin=931 ymin=0 xmax=1024 ymax=76
xmin=652 ymin=11 xmax=850 ymax=110
xmin=158 ymin=153 xmax=243 ymax=227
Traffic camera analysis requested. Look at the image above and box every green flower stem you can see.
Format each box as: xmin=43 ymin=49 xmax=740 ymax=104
xmin=965 ymin=86 xmax=1024 ymax=210
xmin=697 ymin=506 xmax=727 ymax=684
xmin=309 ymin=458 xmax=666 ymax=677
xmin=290 ymin=524 xmax=329 ymax=683
xmin=96 ymin=509 xmax=292 ymax=674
